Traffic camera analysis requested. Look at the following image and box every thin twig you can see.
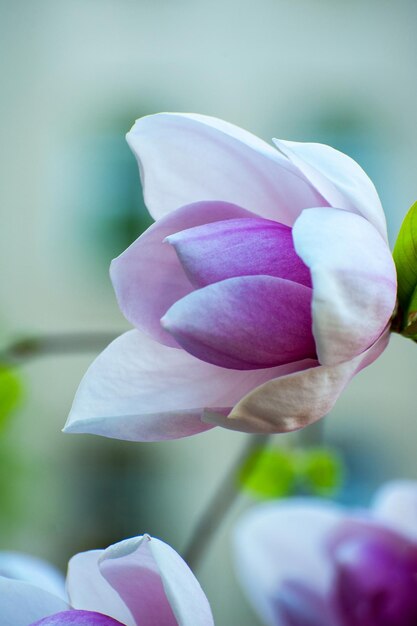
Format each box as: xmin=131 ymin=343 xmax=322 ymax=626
xmin=182 ymin=433 xmax=270 ymax=571
xmin=0 ymin=332 xmax=121 ymax=365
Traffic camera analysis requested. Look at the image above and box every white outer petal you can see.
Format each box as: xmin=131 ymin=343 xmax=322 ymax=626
xmin=273 ymin=138 xmax=388 ymax=241
xmin=207 ymin=329 xmax=389 ymax=433
xmin=148 ymin=537 xmax=214 ymax=626
xmin=293 ymin=207 xmax=396 ymax=366
xmin=127 ymin=113 xmax=326 ymax=224
xmin=372 ymin=480 xmax=417 ymax=542
xmin=65 ymin=330 xmax=312 ymax=441
xmin=0 ymin=552 xmax=66 ymax=600
xmin=0 ymin=577 xmax=68 ymax=626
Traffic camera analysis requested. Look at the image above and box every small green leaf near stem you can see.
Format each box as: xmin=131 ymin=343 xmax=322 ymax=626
xmin=392 ymin=201 xmax=417 ymax=337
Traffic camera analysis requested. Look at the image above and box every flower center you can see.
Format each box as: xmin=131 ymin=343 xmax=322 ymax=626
xmin=162 ymin=216 xmax=317 ymax=370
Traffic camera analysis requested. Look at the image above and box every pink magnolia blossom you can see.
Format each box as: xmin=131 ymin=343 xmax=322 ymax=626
xmin=0 ymin=534 xmax=213 ymax=626
xmin=65 ymin=113 xmax=397 ymax=441
xmin=234 ymin=481 xmax=417 ymax=626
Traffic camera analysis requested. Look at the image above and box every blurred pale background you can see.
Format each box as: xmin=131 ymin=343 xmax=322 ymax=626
xmin=1 ymin=1 xmax=417 ymax=624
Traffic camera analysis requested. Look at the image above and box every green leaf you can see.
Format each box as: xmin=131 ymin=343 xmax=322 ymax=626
xmin=393 ymin=201 xmax=417 ymax=335
xmin=402 ymin=284 xmax=417 ymax=337
xmin=0 ymin=366 xmax=23 ymax=429
xmin=298 ymin=448 xmax=343 ymax=497
xmin=238 ymin=447 xmax=296 ymax=499
xmin=239 ymin=445 xmax=344 ymax=500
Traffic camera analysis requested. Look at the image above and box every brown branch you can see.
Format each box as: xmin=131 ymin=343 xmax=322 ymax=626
xmin=0 ymin=332 xmax=122 ymax=365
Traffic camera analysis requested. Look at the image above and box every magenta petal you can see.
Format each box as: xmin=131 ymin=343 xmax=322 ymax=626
xmin=162 ymin=275 xmax=315 ymax=370
xmin=329 ymin=521 xmax=417 ymax=626
xmin=30 ymin=611 xmax=124 ymax=626
xmin=110 ymin=200 xmax=260 ymax=348
xmin=167 ymin=217 xmax=312 ymax=288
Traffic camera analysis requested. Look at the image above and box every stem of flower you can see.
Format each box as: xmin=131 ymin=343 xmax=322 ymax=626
xmin=182 ymin=432 xmax=270 ymax=571
xmin=0 ymin=332 xmax=121 ymax=365
xmin=297 ymin=419 xmax=324 ymax=447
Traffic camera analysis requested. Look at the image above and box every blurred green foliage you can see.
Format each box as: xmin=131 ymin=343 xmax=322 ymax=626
xmin=393 ymin=200 xmax=417 ymax=338
xmin=298 ymin=448 xmax=343 ymax=497
xmin=0 ymin=366 xmax=23 ymax=430
xmin=0 ymin=366 xmax=25 ymax=536
xmin=239 ymin=446 xmax=343 ymax=500
xmin=239 ymin=448 xmax=295 ymax=499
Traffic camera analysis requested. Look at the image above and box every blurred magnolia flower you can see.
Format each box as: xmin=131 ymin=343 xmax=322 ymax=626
xmin=1 ymin=534 xmax=213 ymax=626
xmin=0 ymin=551 xmax=66 ymax=601
xmin=65 ymin=113 xmax=396 ymax=441
xmin=234 ymin=480 xmax=417 ymax=626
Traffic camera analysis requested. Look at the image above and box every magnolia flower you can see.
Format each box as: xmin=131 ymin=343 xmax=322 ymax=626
xmin=234 ymin=480 xmax=417 ymax=626
xmin=1 ymin=534 xmax=214 ymax=626
xmin=65 ymin=113 xmax=397 ymax=441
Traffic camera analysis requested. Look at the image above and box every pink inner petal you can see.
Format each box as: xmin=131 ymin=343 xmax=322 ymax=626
xmin=110 ymin=200 xmax=262 ymax=348
xmin=66 ymin=550 xmax=134 ymax=625
xmin=99 ymin=537 xmax=177 ymax=626
xmin=166 ymin=217 xmax=312 ymax=288
xmin=162 ymin=275 xmax=315 ymax=370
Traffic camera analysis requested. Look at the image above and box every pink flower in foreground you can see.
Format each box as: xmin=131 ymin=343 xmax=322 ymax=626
xmin=65 ymin=113 xmax=396 ymax=441
xmin=234 ymin=481 xmax=417 ymax=626
xmin=0 ymin=534 xmax=213 ymax=626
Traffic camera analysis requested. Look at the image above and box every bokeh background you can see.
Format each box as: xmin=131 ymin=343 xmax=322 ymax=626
xmin=1 ymin=1 xmax=417 ymax=624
